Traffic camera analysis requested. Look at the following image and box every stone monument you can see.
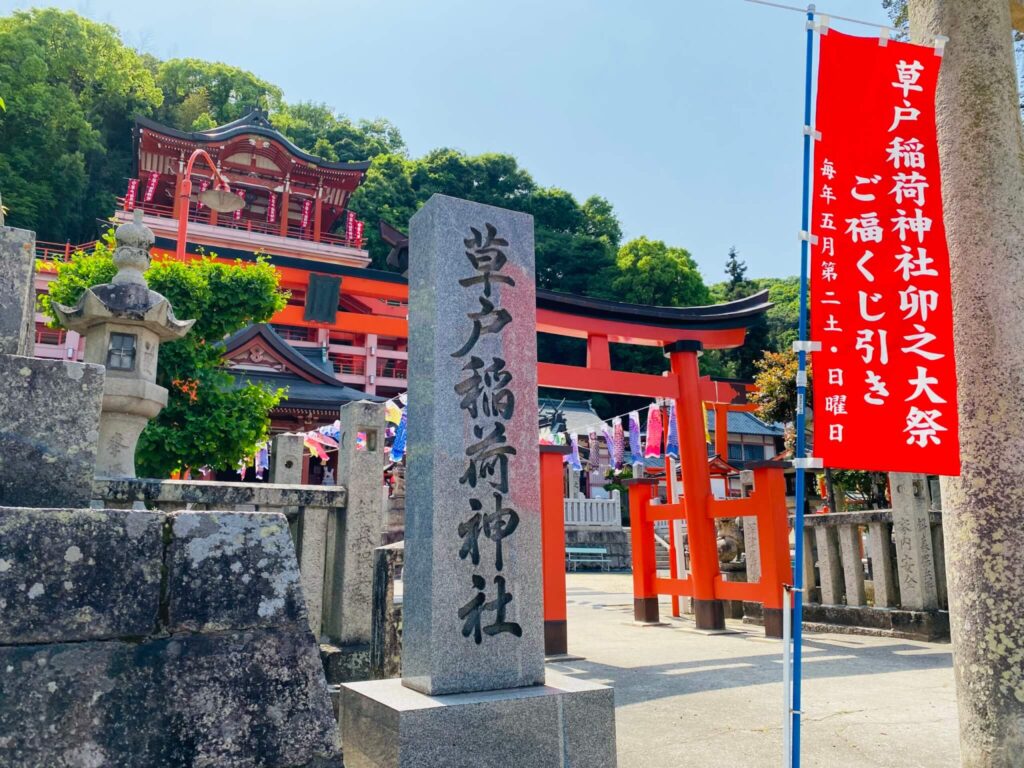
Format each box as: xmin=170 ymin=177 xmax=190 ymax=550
xmin=52 ymin=209 xmax=194 ymax=478
xmin=0 ymin=224 xmax=105 ymax=507
xmin=341 ymin=195 xmax=616 ymax=767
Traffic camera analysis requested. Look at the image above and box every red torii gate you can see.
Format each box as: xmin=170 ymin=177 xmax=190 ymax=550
xmin=159 ymin=220 xmax=792 ymax=651
xmin=532 ymin=289 xmax=793 ymax=650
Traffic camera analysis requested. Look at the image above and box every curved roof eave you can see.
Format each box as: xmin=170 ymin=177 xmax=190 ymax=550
xmin=222 ymin=323 xmax=353 ymax=388
xmin=134 ymin=112 xmax=372 ymax=173
xmin=536 ymin=288 xmax=773 ymax=331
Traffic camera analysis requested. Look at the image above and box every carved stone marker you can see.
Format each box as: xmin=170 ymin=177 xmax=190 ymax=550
xmin=890 ymin=471 xmax=939 ymax=611
xmin=402 ymin=195 xmax=544 ymax=695
xmin=341 ymin=195 xmax=616 ymax=767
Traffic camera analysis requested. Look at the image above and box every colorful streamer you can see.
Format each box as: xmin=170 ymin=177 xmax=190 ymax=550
xmin=644 ymin=404 xmax=663 ymax=458
xmin=612 ymin=417 xmax=624 ymax=468
xmin=665 ymin=402 xmax=680 ymax=459
xmin=389 ymin=410 xmax=408 ymax=462
xmin=628 ymin=411 xmax=642 ymax=464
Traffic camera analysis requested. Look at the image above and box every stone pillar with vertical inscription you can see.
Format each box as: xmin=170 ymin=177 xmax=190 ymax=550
xmin=341 ymin=195 xmax=616 ymax=768
xmin=890 ymin=471 xmax=939 ymax=611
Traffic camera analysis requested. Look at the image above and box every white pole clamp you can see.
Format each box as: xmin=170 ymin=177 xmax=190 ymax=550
xmin=802 ymin=126 xmax=822 ymax=141
xmin=879 ymin=27 xmax=890 ymax=47
xmin=792 ymin=457 xmax=824 ymax=470
xmin=795 ymin=371 xmax=808 ymax=387
xmin=934 ymin=35 xmax=949 ymax=57
xmin=792 ymin=340 xmax=821 ymax=353
xmin=815 ymin=15 xmax=830 ymax=34
xmin=798 ymin=231 xmax=819 ymax=245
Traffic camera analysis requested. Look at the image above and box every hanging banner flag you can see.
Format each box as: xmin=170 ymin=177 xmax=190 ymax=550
xmin=644 ymin=404 xmax=663 ymax=457
xmin=233 ymin=189 xmax=246 ymax=221
xmin=665 ymin=402 xmax=680 ymax=459
xmin=266 ymin=191 xmax=277 ymax=223
xmin=566 ymin=434 xmax=583 ymax=471
xmin=385 ymin=400 xmax=403 ymax=425
xmin=587 ymin=428 xmax=598 ymax=464
xmin=628 ymin=411 xmax=642 ymax=464
xmin=612 ymin=417 xmax=624 ymax=468
xmin=301 ymin=198 xmax=313 ymax=229
xmin=355 ymin=219 xmax=365 ymax=246
xmin=811 ymin=30 xmax=959 ymax=476
xmin=601 ymin=424 xmax=615 ymax=463
xmin=390 ymin=409 xmax=408 ymax=462
xmin=703 ymin=402 xmax=713 ymax=445
xmin=143 ymin=172 xmax=160 ymax=203
xmin=125 ymin=178 xmax=139 ymax=211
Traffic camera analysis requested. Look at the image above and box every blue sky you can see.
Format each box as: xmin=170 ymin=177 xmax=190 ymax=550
xmin=3 ymin=0 xmax=891 ymax=281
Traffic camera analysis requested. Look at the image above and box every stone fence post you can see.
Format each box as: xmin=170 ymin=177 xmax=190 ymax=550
xmin=323 ymin=400 xmax=387 ymax=651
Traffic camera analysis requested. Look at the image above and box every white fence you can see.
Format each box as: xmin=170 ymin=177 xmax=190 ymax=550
xmin=564 ymin=490 xmax=621 ymax=527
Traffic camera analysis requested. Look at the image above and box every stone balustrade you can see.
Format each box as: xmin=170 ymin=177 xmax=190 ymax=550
xmin=796 ymin=503 xmax=949 ymax=640
xmin=564 ymin=491 xmax=621 ymax=527
xmin=93 ymin=478 xmax=354 ymax=645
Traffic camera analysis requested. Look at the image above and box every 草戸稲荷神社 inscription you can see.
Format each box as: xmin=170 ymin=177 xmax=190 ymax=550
xmin=402 ymin=195 xmax=544 ymax=697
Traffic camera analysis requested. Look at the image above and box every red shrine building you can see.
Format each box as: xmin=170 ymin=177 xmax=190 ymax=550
xmin=34 ymin=110 xmax=410 ymax=432
xmin=31 ymin=110 xmax=779 ymax=459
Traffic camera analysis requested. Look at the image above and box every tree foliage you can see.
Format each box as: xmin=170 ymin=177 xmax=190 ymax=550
xmin=749 ymin=349 xmax=808 ymax=425
xmin=41 ymin=235 xmax=288 ymax=476
xmin=0 ymin=9 xmax=163 ymax=242
xmin=608 ymin=236 xmax=709 ymax=307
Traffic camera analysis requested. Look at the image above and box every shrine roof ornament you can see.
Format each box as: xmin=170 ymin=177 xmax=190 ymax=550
xmin=134 ymin=109 xmax=371 ymax=173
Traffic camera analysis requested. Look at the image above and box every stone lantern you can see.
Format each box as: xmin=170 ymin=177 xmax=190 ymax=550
xmin=53 ymin=210 xmax=194 ymax=478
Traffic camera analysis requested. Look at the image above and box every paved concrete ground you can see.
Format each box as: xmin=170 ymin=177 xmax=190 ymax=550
xmin=550 ymin=573 xmax=959 ymax=768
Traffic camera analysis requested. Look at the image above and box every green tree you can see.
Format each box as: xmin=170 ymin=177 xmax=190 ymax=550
xmin=154 ymin=58 xmax=282 ymax=129
xmin=610 ymin=236 xmax=710 ymax=307
xmin=0 ymin=9 xmax=163 ymax=241
xmin=41 ymin=236 xmax=288 ymax=476
xmin=272 ymin=102 xmax=405 ymax=163
xmin=705 ymin=248 xmax=771 ymax=379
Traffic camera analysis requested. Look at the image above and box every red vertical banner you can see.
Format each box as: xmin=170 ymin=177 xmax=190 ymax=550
xmin=233 ymin=189 xmax=246 ymax=221
xmin=301 ymin=198 xmax=313 ymax=229
xmin=355 ymin=219 xmax=364 ymax=246
xmin=811 ymin=30 xmax=959 ymax=476
xmin=143 ymin=171 xmax=160 ymax=203
xmin=125 ymin=178 xmax=138 ymax=211
xmin=346 ymin=210 xmax=356 ymax=242
xmin=266 ymin=191 xmax=277 ymax=223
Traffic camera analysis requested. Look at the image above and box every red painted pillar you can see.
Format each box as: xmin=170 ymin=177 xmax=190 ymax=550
xmin=626 ymin=477 xmax=660 ymax=623
xmin=714 ymin=406 xmax=729 ymax=460
xmin=540 ymin=445 xmax=570 ymax=656
xmin=752 ymin=464 xmax=793 ymax=638
xmin=667 ymin=341 xmax=725 ymax=630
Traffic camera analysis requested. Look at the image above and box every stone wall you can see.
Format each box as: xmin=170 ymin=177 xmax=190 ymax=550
xmin=565 ymin=525 xmax=632 ymax=570
xmin=0 ymin=507 xmax=341 ymax=768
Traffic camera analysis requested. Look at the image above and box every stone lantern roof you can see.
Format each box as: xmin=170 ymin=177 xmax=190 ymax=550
xmin=53 ymin=210 xmax=194 ymax=340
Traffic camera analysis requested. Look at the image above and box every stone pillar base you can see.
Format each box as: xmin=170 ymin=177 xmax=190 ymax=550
xmin=544 ymin=620 xmax=567 ymax=656
xmin=633 ymin=596 xmax=660 ymax=623
xmin=341 ymin=672 xmax=617 ymax=768
xmin=763 ymin=608 xmax=784 ymax=639
xmin=693 ymin=599 xmax=725 ymax=630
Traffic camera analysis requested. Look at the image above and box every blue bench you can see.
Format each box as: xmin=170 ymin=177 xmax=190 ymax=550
xmin=566 ymin=546 xmax=611 ymax=572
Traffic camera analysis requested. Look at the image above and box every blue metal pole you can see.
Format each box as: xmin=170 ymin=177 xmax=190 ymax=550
xmin=791 ymin=5 xmax=816 ymax=768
